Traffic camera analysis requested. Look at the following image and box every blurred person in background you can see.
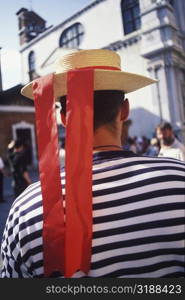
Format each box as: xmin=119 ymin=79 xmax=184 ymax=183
xmin=0 ymin=156 xmax=5 ymax=202
xmin=7 ymin=139 xmax=32 ymax=198
xmin=135 ymin=136 xmax=143 ymax=154
xmin=144 ymin=137 xmax=159 ymax=157
xmin=156 ymin=122 xmax=185 ymax=161
xmin=125 ymin=136 xmax=137 ymax=153
xmin=142 ymin=136 xmax=150 ymax=154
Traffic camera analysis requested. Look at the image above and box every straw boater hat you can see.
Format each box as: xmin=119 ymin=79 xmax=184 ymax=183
xmin=21 ymin=49 xmax=156 ymax=98
xmin=21 ymin=49 xmax=157 ymax=278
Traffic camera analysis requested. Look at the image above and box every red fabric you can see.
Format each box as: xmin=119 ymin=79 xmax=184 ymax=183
xmin=33 ymin=69 xmax=94 ymax=277
xmin=33 ymin=71 xmax=94 ymax=277
xmin=65 ymin=69 xmax=94 ymax=277
xmin=33 ymin=74 xmax=65 ymax=277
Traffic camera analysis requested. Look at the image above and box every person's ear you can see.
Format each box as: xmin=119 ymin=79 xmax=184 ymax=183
xmin=120 ymin=99 xmax=129 ymax=121
xmin=60 ymin=112 xmax=66 ymax=127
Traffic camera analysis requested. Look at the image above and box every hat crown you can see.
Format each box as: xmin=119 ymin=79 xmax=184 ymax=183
xmin=55 ymin=49 xmax=121 ymax=73
xmin=21 ymin=49 xmax=156 ymax=100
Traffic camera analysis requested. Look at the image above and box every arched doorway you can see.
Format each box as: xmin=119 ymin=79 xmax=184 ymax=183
xmin=12 ymin=121 xmax=37 ymax=167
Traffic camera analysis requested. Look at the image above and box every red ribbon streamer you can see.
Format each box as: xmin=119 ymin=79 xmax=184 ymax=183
xmin=33 ymin=71 xmax=94 ymax=277
xmin=33 ymin=74 xmax=65 ymax=277
xmin=65 ymin=69 xmax=94 ymax=277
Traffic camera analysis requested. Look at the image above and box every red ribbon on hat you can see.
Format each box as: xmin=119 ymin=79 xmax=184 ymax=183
xmin=65 ymin=69 xmax=94 ymax=276
xmin=33 ymin=69 xmax=94 ymax=277
xmin=33 ymin=75 xmax=65 ymax=276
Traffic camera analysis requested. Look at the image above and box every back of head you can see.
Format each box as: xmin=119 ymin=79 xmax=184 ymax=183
xmin=60 ymin=90 xmax=125 ymax=132
xmin=156 ymin=122 xmax=172 ymax=131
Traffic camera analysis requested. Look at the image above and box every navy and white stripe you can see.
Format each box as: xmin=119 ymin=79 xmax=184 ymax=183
xmin=1 ymin=151 xmax=185 ymax=277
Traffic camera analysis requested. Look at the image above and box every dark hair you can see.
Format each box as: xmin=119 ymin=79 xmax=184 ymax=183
xmin=156 ymin=122 xmax=172 ymax=131
xmin=14 ymin=139 xmax=25 ymax=149
xmin=59 ymin=90 xmax=125 ymax=131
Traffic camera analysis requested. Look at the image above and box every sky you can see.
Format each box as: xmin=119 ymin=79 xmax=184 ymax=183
xmin=0 ymin=0 xmax=91 ymax=90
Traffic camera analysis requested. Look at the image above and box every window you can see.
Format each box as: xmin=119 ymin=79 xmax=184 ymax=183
xmin=121 ymin=0 xmax=141 ymax=35
xmin=28 ymin=23 xmax=34 ymax=31
xmin=59 ymin=23 xmax=84 ymax=48
xmin=168 ymin=0 xmax=174 ymax=6
xmin=28 ymin=51 xmax=35 ymax=80
xmin=18 ymin=17 xmax=22 ymax=30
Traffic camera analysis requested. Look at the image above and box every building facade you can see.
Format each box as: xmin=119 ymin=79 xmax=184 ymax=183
xmin=17 ymin=0 xmax=185 ymax=141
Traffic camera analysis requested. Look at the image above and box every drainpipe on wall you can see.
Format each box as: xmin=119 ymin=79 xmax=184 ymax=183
xmin=0 ymin=47 xmax=3 ymax=91
xmin=155 ymin=67 xmax=163 ymax=122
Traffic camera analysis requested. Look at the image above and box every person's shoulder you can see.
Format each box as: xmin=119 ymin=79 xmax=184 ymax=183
xmin=174 ymin=138 xmax=185 ymax=150
xmin=0 ymin=157 xmax=4 ymax=169
xmin=3 ymin=181 xmax=43 ymax=237
xmin=11 ymin=180 xmax=42 ymax=212
xmin=138 ymin=154 xmax=185 ymax=168
xmin=93 ymin=151 xmax=184 ymax=172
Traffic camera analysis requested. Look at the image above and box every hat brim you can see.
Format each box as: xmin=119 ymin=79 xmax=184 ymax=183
xmin=21 ymin=69 xmax=157 ymax=100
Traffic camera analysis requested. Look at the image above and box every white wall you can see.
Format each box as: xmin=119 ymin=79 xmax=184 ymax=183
xmin=117 ymin=41 xmax=159 ymax=138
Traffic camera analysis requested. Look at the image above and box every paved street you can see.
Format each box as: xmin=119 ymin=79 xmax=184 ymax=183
xmin=0 ymin=168 xmax=39 ymax=271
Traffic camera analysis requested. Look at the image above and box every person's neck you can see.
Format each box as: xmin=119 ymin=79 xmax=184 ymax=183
xmin=93 ymin=127 xmax=122 ymax=151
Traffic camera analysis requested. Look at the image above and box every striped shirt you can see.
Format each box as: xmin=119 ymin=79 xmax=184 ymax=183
xmin=1 ymin=151 xmax=185 ymax=278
